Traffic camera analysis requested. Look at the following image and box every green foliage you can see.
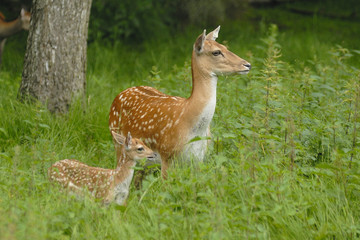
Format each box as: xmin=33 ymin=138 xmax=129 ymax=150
xmin=284 ymin=0 xmax=360 ymax=20
xmin=1 ymin=5 xmax=360 ymax=240
xmin=88 ymin=0 xmax=249 ymax=42
xmin=89 ymin=0 xmax=173 ymax=42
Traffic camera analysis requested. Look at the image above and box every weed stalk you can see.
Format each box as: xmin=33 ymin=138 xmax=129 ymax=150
xmin=349 ymin=72 xmax=360 ymax=168
xmin=261 ymin=24 xmax=282 ymax=130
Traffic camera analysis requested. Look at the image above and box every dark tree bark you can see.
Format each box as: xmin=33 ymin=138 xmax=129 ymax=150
xmin=18 ymin=0 xmax=92 ymax=113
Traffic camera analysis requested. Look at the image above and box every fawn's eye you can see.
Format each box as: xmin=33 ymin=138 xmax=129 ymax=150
xmin=137 ymin=147 xmax=144 ymax=152
xmin=212 ymin=50 xmax=222 ymax=56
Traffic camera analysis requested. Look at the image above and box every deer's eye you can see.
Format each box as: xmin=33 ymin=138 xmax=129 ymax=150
xmin=212 ymin=50 xmax=222 ymax=56
xmin=137 ymin=147 xmax=144 ymax=152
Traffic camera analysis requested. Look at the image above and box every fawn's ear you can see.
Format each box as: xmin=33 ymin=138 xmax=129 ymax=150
xmin=125 ymin=132 xmax=132 ymax=150
xmin=194 ymin=29 xmax=206 ymax=54
xmin=111 ymin=131 xmax=125 ymax=146
xmin=206 ymin=25 xmax=220 ymax=41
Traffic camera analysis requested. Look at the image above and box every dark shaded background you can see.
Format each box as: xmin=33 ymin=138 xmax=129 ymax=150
xmin=2 ymin=0 xmax=360 ymax=43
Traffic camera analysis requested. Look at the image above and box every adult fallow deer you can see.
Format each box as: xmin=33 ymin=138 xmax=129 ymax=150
xmin=109 ymin=26 xmax=251 ymax=178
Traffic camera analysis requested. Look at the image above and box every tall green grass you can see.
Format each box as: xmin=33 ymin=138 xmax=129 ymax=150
xmin=0 ymin=7 xmax=360 ymax=239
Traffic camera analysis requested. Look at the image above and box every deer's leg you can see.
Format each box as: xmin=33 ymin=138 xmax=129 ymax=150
xmin=161 ymin=159 xmax=169 ymax=180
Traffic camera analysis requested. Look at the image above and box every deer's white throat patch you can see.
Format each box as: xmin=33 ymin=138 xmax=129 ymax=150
xmin=182 ymin=74 xmax=217 ymax=162
xmin=113 ymin=167 xmax=135 ymax=205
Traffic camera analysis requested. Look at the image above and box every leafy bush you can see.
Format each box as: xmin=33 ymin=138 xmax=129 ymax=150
xmin=88 ymin=0 xmax=249 ymax=42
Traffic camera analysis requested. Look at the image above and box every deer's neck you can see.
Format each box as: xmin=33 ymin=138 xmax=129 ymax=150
xmin=0 ymin=18 xmax=23 ymax=39
xmin=113 ymin=156 xmax=136 ymax=188
xmin=189 ymin=58 xmax=218 ymax=101
xmin=185 ymin=53 xmax=218 ymax=131
xmin=111 ymin=158 xmax=136 ymax=205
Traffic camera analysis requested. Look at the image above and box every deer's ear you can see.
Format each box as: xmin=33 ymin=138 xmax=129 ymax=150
xmin=111 ymin=131 xmax=125 ymax=146
xmin=125 ymin=132 xmax=132 ymax=149
xmin=194 ymin=29 xmax=206 ymax=54
xmin=206 ymin=26 xmax=220 ymax=41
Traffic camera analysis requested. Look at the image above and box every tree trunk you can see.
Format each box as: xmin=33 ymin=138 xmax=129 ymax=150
xmin=18 ymin=0 xmax=92 ymax=113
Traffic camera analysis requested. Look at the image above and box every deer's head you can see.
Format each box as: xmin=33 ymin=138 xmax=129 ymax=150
xmin=193 ymin=26 xmax=251 ymax=76
xmin=111 ymin=131 xmax=157 ymax=162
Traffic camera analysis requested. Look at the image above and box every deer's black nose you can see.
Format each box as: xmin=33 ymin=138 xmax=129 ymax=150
xmin=244 ymin=63 xmax=251 ymax=70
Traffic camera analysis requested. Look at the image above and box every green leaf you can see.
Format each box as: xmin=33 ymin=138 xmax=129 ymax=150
xmin=132 ymin=166 xmax=144 ymax=171
xmin=241 ymin=129 xmax=254 ymax=137
xmin=311 ymin=92 xmax=325 ymax=98
xmin=0 ymin=152 xmax=11 ymax=161
xmin=38 ymin=123 xmax=51 ymax=129
xmin=23 ymin=120 xmax=34 ymax=126
xmin=0 ymin=128 xmax=8 ymax=137
xmin=222 ymin=133 xmax=237 ymax=139
xmin=187 ymin=136 xmax=211 ymax=144
xmin=215 ymin=155 xmax=228 ymax=167
xmin=352 ymin=49 xmax=360 ymax=55
xmin=114 ymin=205 xmax=127 ymax=212
xmin=320 ymin=84 xmax=335 ymax=92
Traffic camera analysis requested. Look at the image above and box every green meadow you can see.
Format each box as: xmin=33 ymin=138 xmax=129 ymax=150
xmin=0 ymin=5 xmax=360 ymax=239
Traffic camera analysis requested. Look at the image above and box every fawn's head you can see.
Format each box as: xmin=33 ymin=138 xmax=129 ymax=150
xmin=193 ymin=26 xmax=251 ymax=76
xmin=20 ymin=9 xmax=31 ymax=31
xmin=111 ymin=131 xmax=157 ymax=162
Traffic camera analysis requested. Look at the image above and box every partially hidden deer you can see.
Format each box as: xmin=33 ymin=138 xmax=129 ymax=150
xmin=48 ymin=131 xmax=157 ymax=205
xmin=109 ymin=26 xmax=251 ymax=179
xmin=0 ymin=8 xmax=31 ymax=65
